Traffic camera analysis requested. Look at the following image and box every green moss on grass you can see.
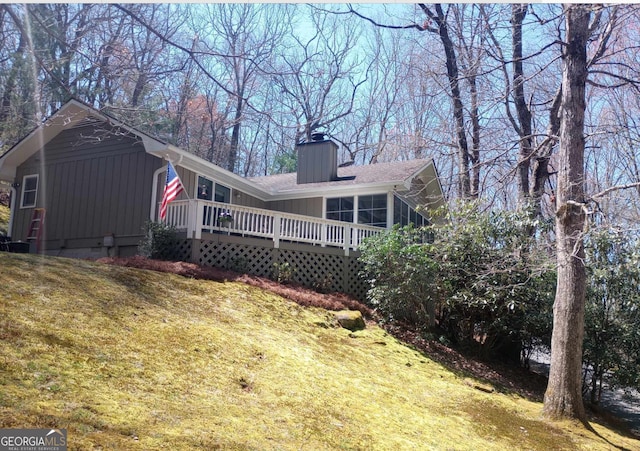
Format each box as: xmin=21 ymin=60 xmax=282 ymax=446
xmin=0 ymin=253 xmax=636 ymax=450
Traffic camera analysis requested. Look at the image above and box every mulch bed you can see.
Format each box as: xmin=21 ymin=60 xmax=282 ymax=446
xmin=96 ymin=256 xmax=374 ymax=318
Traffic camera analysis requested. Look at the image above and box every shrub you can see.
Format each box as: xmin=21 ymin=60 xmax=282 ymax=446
xmin=227 ymin=256 xmax=249 ymax=273
xmin=272 ymin=261 xmax=294 ymax=284
xmin=360 ymin=202 xmax=556 ymax=363
xmin=583 ymin=228 xmax=640 ymax=404
xmin=138 ymin=221 xmax=179 ymax=261
xmin=359 ymin=225 xmax=437 ymax=327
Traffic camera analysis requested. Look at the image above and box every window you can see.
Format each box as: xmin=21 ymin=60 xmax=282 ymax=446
xmin=215 ymin=184 xmax=231 ymax=203
xmin=326 ymin=197 xmax=354 ymax=223
xmin=393 ymin=196 xmax=428 ymax=227
xmin=358 ymin=194 xmax=387 ymax=228
xmin=197 ymin=176 xmax=213 ymax=201
xmin=197 ymin=176 xmax=231 ymax=203
xmin=327 ymin=194 xmax=388 ymax=228
xmin=20 ymin=174 xmax=38 ymax=208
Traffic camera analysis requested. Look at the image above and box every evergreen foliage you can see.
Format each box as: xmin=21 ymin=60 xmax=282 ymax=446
xmin=361 ymin=203 xmax=640 ymax=398
xmin=359 ymin=203 xmax=556 ymax=362
xmin=583 ymin=229 xmax=640 ymax=403
xmin=138 ymin=221 xmax=179 ymax=261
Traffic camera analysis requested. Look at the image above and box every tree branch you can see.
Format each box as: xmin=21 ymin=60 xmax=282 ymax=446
xmin=590 ymin=182 xmax=640 ymax=200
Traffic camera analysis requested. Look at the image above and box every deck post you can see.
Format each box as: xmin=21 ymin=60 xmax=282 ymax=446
xmin=343 ymin=224 xmax=351 ymax=256
xmin=191 ymin=200 xmax=203 ymax=240
xmin=273 ymin=213 xmax=281 ymax=248
xmin=321 ymin=223 xmax=327 ymax=247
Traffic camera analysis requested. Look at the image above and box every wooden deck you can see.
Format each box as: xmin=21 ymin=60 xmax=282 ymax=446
xmin=164 ymin=200 xmax=383 ymax=256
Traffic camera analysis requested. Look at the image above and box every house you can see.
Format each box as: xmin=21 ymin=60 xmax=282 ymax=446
xmin=0 ymin=99 xmax=445 ymax=297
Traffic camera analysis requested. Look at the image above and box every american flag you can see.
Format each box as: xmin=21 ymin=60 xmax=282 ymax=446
xmin=159 ymin=162 xmax=184 ymax=220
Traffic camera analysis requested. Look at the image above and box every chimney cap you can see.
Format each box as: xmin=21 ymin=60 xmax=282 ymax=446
xmin=311 ymin=132 xmax=326 ymax=142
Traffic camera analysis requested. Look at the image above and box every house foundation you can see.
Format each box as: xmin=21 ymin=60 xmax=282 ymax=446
xmin=170 ymin=232 xmax=368 ymax=301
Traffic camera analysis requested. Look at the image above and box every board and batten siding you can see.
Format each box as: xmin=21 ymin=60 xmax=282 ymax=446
xmin=13 ymin=124 xmax=162 ymax=250
xmin=234 ymin=191 xmax=266 ymax=209
xmin=266 ymin=197 xmax=323 ymax=218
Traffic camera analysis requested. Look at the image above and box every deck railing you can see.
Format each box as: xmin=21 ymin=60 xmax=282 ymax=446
xmin=163 ymin=199 xmax=383 ymax=254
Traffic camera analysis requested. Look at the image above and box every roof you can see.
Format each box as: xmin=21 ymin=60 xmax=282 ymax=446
xmin=0 ymin=99 xmax=169 ymax=180
xmin=250 ymin=159 xmax=434 ymax=195
xmin=0 ymin=99 xmax=445 ymax=205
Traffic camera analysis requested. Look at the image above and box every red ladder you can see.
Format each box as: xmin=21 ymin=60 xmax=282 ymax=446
xmin=26 ymin=208 xmax=46 ymax=252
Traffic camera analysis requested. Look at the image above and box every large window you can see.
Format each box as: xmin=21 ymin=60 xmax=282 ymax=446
xmin=197 ymin=176 xmax=230 ymax=203
xmin=20 ymin=174 xmax=38 ymax=208
xmin=326 ymin=197 xmax=354 ymax=223
xmin=327 ymin=194 xmax=388 ymax=228
xmin=358 ymin=194 xmax=387 ymax=228
xmin=393 ymin=196 xmax=428 ymax=227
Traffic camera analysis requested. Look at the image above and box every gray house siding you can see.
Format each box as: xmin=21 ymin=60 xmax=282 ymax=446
xmin=13 ymin=124 xmax=162 ymax=252
xmin=234 ymin=191 xmax=266 ymax=209
xmin=266 ymin=197 xmax=323 ymax=218
xmin=152 ymin=166 xmax=268 ymax=219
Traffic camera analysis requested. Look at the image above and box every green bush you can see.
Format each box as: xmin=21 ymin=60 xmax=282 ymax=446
xmin=138 ymin=221 xmax=179 ymax=261
xmin=360 ymin=203 xmax=556 ymax=362
xmin=272 ymin=261 xmax=294 ymax=284
xmin=359 ymin=225 xmax=438 ymax=327
xmin=583 ymin=228 xmax=640 ymax=404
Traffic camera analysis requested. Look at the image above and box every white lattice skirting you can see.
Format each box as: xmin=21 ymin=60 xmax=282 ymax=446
xmin=169 ymin=233 xmax=368 ymax=301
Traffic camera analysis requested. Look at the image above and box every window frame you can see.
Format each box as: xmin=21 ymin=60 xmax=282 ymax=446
xmin=196 ymin=176 xmax=214 ymax=201
xmin=357 ymin=194 xmax=388 ymax=228
xmin=20 ymin=174 xmax=39 ymax=209
xmin=325 ymin=193 xmax=389 ymax=228
xmin=196 ymin=175 xmax=231 ymax=204
xmin=393 ymin=195 xmax=429 ymax=227
xmin=326 ymin=196 xmax=354 ymax=223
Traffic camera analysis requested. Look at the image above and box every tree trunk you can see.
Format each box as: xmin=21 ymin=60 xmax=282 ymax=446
xmin=228 ymin=94 xmax=243 ymax=173
xmin=512 ymin=4 xmax=533 ymax=204
xmin=421 ymin=4 xmax=472 ymax=200
xmin=542 ymin=4 xmax=590 ymax=422
xmin=530 ymin=87 xmax=561 ymax=217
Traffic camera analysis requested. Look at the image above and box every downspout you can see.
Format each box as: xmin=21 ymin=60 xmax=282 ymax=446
xmin=150 ymin=166 xmax=166 ymax=221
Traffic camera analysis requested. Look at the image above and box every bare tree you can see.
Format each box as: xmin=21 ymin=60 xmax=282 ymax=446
xmin=0 ymin=5 xmax=37 ymax=150
xmin=542 ymin=3 xmax=591 ymax=422
xmin=272 ymin=7 xmax=368 ymax=144
xmin=196 ymin=4 xmax=289 ymax=173
xmin=348 ymin=4 xmax=482 ymax=200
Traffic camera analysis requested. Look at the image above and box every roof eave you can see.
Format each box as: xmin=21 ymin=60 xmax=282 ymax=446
xmin=0 ymin=101 xmax=92 ymax=182
xmin=266 ymin=180 xmax=410 ymax=201
xmin=149 ymin=144 xmax=272 ymax=202
xmin=0 ymin=99 xmax=169 ymax=183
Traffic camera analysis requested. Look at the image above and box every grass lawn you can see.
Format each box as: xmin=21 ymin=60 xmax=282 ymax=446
xmin=0 ymin=203 xmax=9 ymax=234
xmin=0 ymin=253 xmax=638 ymax=450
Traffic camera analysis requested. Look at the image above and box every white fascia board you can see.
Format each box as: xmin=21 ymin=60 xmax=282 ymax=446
xmin=0 ymin=99 xmax=170 ymax=183
xmin=0 ymin=100 xmax=91 ymax=182
xmin=148 ymin=144 xmax=271 ymax=201
xmin=403 ymin=158 xmax=435 ymax=190
xmin=267 ymin=181 xmax=407 ymax=202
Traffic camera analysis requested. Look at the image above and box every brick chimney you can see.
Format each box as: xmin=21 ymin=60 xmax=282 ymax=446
xmin=296 ymin=133 xmax=338 ymax=184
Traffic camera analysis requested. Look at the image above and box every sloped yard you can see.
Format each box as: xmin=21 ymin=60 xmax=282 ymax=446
xmin=0 ymin=253 xmax=637 ymax=450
